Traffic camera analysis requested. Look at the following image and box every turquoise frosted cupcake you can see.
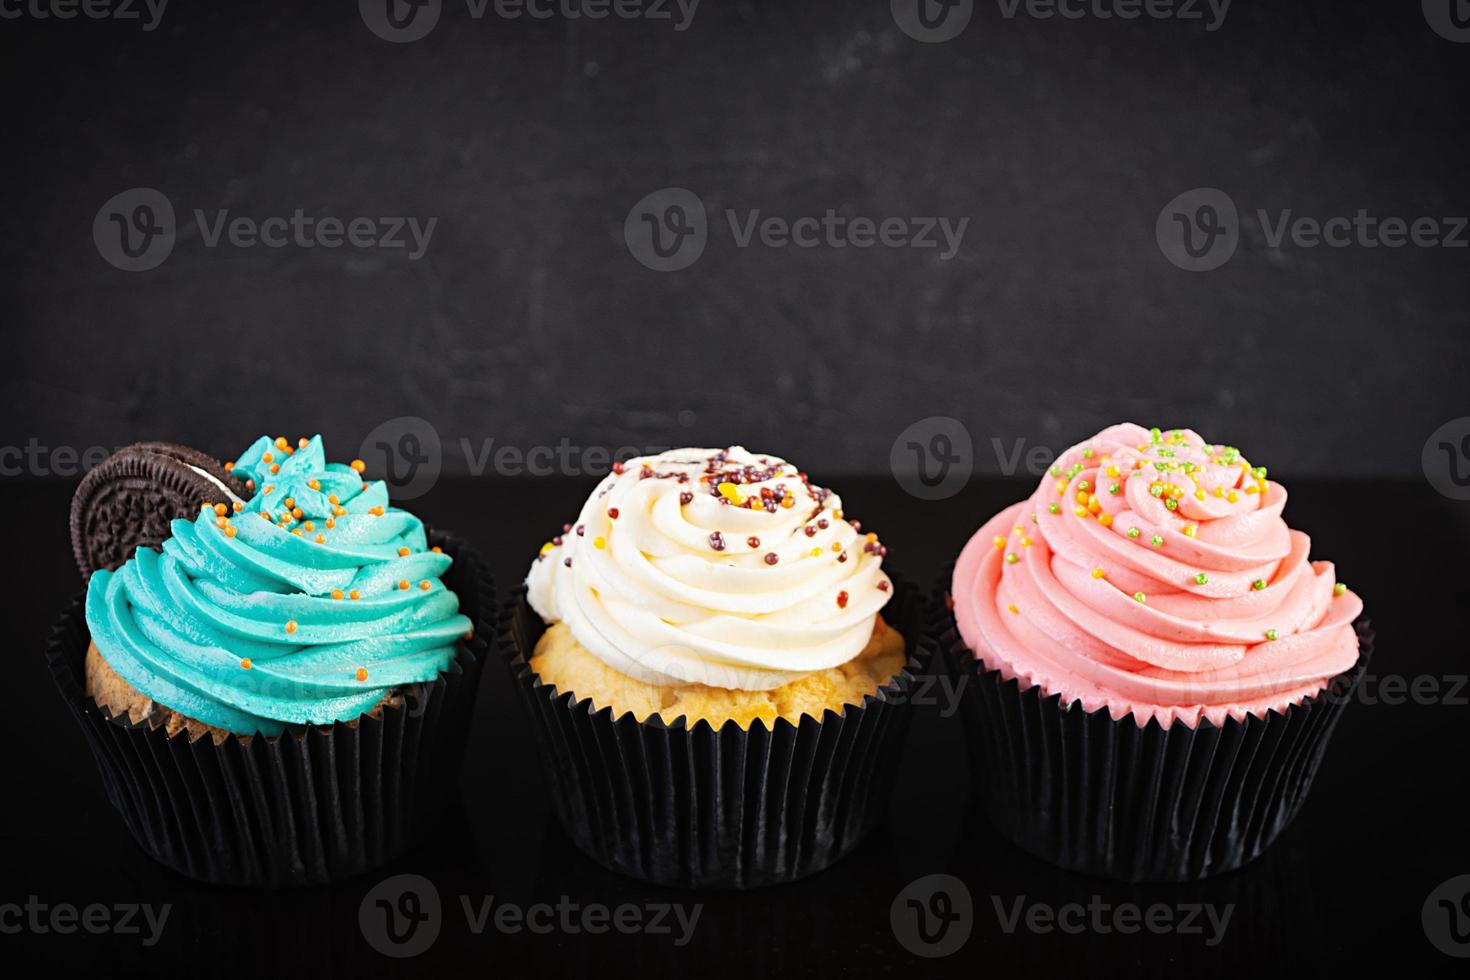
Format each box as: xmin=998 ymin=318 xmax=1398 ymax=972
xmin=49 ymin=434 xmax=493 ymax=887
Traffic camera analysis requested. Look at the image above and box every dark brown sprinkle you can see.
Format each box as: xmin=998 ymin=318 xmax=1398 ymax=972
xmin=551 ymin=535 xmax=563 ymax=546
xmin=709 ymin=531 xmax=726 ymax=551
xmin=877 ymin=580 xmax=890 ymax=591
xmin=608 ymin=507 xmax=620 ymax=519
xmin=576 ymin=524 xmax=585 ymax=536
xmin=562 ymin=523 xmax=572 ymax=533
xmin=563 ymin=557 xmax=572 ymax=567
xmin=612 ymin=461 xmax=625 ymax=474
xmin=836 ymin=590 xmax=849 ymax=608
xmin=850 ymin=520 xmax=862 ymax=532
xmin=837 ymin=552 xmax=848 ymax=563
xmin=679 ymin=492 xmax=693 ymax=505
xmin=803 ymin=525 xmax=817 ymax=537
xmin=763 ymin=552 xmax=779 ymax=565
xmin=817 ymin=518 xmax=829 ymax=529
xmin=747 ymin=536 xmax=760 ymax=548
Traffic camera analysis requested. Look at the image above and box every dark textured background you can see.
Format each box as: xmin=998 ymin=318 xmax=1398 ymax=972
xmin=4 ymin=0 xmax=1468 ymax=480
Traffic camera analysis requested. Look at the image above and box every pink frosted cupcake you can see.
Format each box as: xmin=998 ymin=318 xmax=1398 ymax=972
xmin=946 ymin=423 xmax=1369 ymax=881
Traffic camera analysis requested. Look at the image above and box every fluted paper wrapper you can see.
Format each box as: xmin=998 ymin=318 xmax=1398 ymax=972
xmin=935 ymin=575 xmax=1372 ymax=882
xmin=504 ymin=574 xmax=934 ymax=890
xmin=46 ymin=531 xmax=494 ymax=889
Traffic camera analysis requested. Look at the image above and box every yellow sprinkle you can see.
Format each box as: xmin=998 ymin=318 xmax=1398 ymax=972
xmin=1007 ymin=603 xmax=1019 ymax=615
xmin=1075 ymin=491 xmax=1090 ymax=505
xmin=1055 ymin=480 xmax=1068 ymax=495
xmin=594 ymin=536 xmax=607 ymax=550
xmin=540 ymin=542 xmax=555 ymax=556
xmin=1194 ymin=489 xmax=1207 ymax=500
xmin=1088 ymin=497 xmax=1102 ymax=515
xmin=1183 ymin=524 xmax=1198 ymax=538
xmin=1091 ymin=567 xmax=1106 ymax=579
xmin=1097 ymin=513 xmax=1113 ymax=528
xmin=716 ymin=481 xmax=744 ymax=505
xmin=1244 ymin=484 xmax=1260 ymax=495
xmin=810 ymin=547 xmax=822 ymax=557
xmin=993 ymin=536 xmax=1006 ymax=549
xmin=1106 ymin=465 xmax=1120 ymax=479
xmin=1074 ymin=506 xmax=1089 ymax=518
xmin=1226 ymin=491 xmax=1239 ymax=503
xmin=1019 ymin=536 xmax=1032 ymax=547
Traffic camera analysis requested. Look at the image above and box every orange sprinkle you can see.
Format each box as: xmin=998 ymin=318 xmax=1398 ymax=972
xmin=240 ymin=658 xmax=252 ymax=670
xmin=326 ymin=518 xmax=336 ymax=529
xmin=298 ymin=437 xmax=309 ymax=449
xmin=308 ymin=479 xmax=321 ymax=491
xmin=232 ymin=501 xmax=244 ymax=513
xmin=215 ymin=516 xmax=227 ymax=528
xmin=303 ymin=521 xmax=315 ymax=531
xmin=314 ymin=533 xmax=325 ymax=544
xmin=269 ymin=464 xmax=280 ymax=475
xmin=349 ymin=589 xmax=361 ymax=601
xmin=831 ymin=542 xmax=842 ymax=552
xmin=213 ymin=503 xmax=228 ymax=516
xmin=399 ymin=579 xmax=410 ymax=590
xmin=274 ymin=437 xmax=288 ymax=450
xmin=833 ymin=509 xmax=844 ymax=520
xmin=263 ymin=485 xmax=275 ymax=494
xmin=1098 ymin=513 xmax=1114 ymax=528
xmin=283 ymin=497 xmax=295 ymax=509
xmin=419 ymin=580 xmax=431 ymax=591
xmin=284 ymin=620 xmax=298 ymax=634
xmin=201 ymin=502 xmax=213 ymax=512
xmin=331 ymin=589 xmax=344 ymax=600
xmin=224 ymin=526 xmax=238 ymax=538
xmin=356 ymin=667 xmax=369 ymax=682
xmin=350 ymin=459 xmax=366 ymax=473
xmin=430 ymin=546 xmax=442 ymax=554
xmin=292 ymin=528 xmax=303 ymax=536
xmin=262 ymin=452 xmax=274 ymax=463
xmin=369 ymin=506 xmax=384 ymax=516
xmin=993 ymin=536 xmax=1006 ymax=549
xmin=398 ymin=547 xmax=410 ymax=557
xmin=328 ymin=494 xmax=340 ymax=505
xmin=291 ymin=507 xmax=304 ymax=520
xmin=780 ymin=496 xmax=795 ymax=509
xmin=224 ymin=461 xmax=234 ymax=472
xmin=333 ymin=505 xmax=347 ymax=517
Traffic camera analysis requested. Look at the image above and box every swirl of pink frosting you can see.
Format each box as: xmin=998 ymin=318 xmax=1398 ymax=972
xmin=951 ymin=423 xmax=1363 ymax=727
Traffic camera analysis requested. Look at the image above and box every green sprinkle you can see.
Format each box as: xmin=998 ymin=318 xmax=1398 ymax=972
xmin=1334 ymin=582 xmax=1347 ymax=597
xmin=1133 ymin=592 xmax=1147 ymax=603
xmin=1194 ymin=573 xmax=1208 ymax=585
xmin=1150 ymin=484 xmax=1164 ymax=498
xmin=1150 ymin=535 xmax=1164 ymax=547
xmin=1067 ymin=464 xmax=1083 ymax=478
xmin=1164 ymin=497 xmax=1179 ymax=511
xmin=1048 ymin=503 xmax=1060 ymax=514
xmin=1150 ymin=427 xmax=1162 ymax=443
xmin=1252 ymin=466 xmax=1267 ymax=479
xmin=1082 ymin=448 xmax=1094 ymax=459
xmin=1158 ymin=448 xmax=1175 ymax=458
xmin=1108 ymin=483 xmax=1121 ymax=495
xmin=1264 ymin=628 xmax=1279 ymax=642
xmin=1005 ymin=552 xmax=1019 ymax=565
xmin=1031 ymin=513 xmax=1038 ymax=523
xmin=1252 ymin=579 xmax=1267 ymax=591
xmin=1182 ymin=462 xmax=1196 ymax=473
xmin=1127 ymin=527 xmax=1141 ymax=539
xmin=1050 ymin=465 xmax=1062 ymax=477
xmin=1078 ymin=479 xmax=1091 ymax=492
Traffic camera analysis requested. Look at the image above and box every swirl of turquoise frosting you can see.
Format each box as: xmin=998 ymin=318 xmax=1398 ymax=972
xmin=84 ymin=435 xmax=472 ymax=736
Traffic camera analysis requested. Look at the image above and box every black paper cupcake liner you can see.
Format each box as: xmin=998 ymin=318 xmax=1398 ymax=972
xmin=502 ymin=573 xmax=936 ymax=890
xmin=45 ymin=530 xmax=494 ymax=889
xmin=933 ymin=574 xmax=1372 ymax=882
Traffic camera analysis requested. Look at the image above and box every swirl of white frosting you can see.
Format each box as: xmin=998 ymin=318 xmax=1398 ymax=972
xmin=526 ymin=447 xmax=894 ymax=690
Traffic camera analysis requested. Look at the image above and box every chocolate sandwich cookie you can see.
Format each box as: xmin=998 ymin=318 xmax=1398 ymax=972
xmin=70 ymin=441 xmax=249 ymax=578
